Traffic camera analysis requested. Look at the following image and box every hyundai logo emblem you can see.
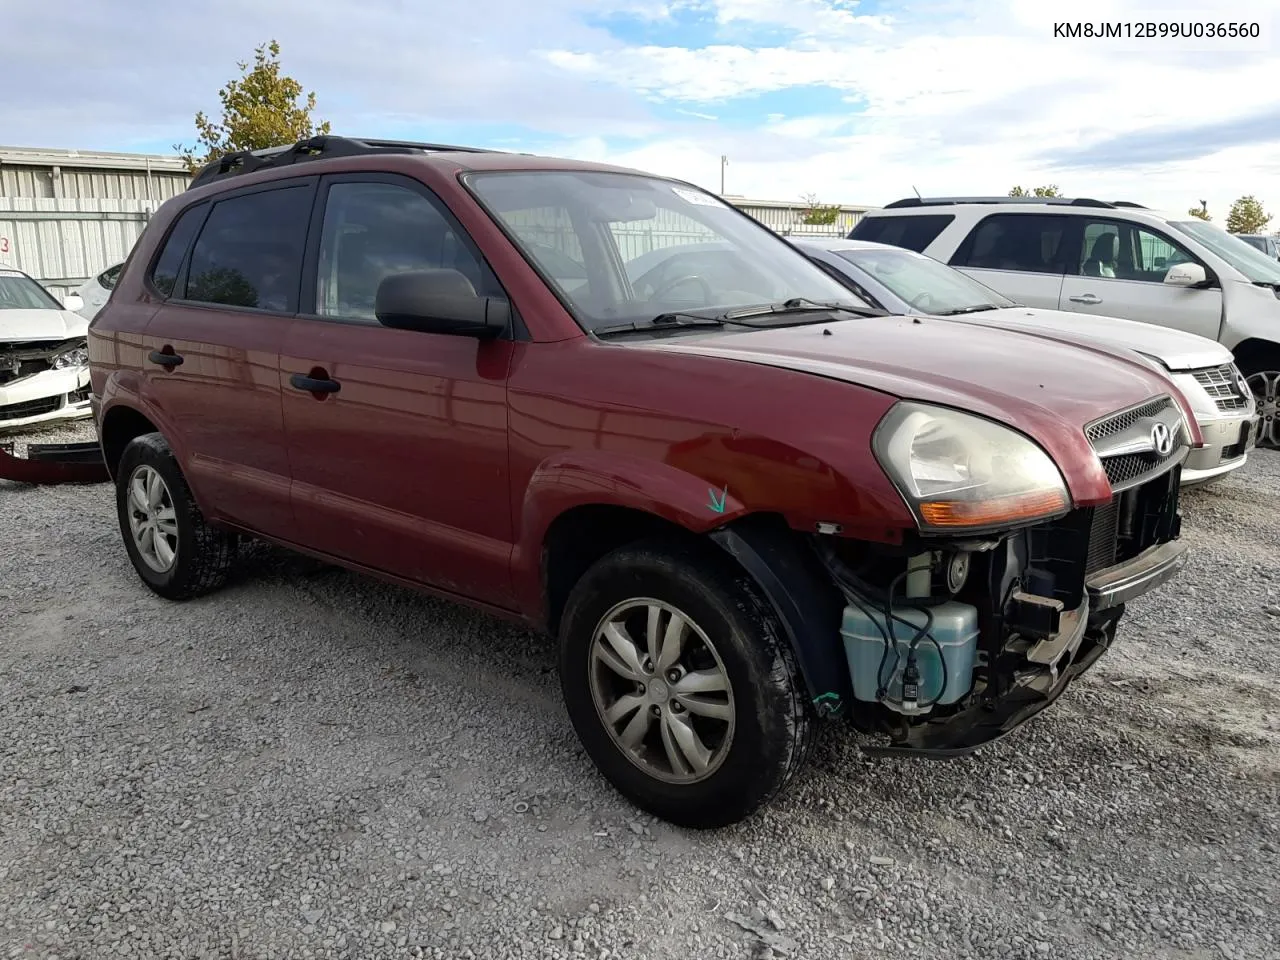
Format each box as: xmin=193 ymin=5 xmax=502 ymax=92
xmin=1150 ymin=421 xmax=1174 ymax=457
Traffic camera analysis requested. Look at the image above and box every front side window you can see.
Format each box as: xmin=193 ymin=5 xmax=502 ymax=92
xmin=848 ymin=214 xmax=955 ymax=253
xmin=0 ymin=270 xmax=62 ymax=311
xmin=951 ymin=214 xmax=1069 ymax=275
xmin=835 ymin=247 xmax=1015 ymax=314
xmin=314 ymin=180 xmax=499 ymax=323
xmin=465 ymin=171 xmax=862 ymax=332
xmin=1168 ymin=219 xmax=1280 ymax=284
xmin=184 ymin=186 xmax=311 ymax=311
xmin=1075 ymin=219 xmax=1199 ymax=283
xmin=98 ymin=263 xmax=123 ymax=290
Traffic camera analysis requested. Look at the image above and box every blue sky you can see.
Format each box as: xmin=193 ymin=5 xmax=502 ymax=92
xmin=3 ymin=0 xmax=1279 ymax=221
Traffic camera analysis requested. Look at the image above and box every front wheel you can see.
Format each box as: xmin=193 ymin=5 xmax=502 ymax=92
xmin=1239 ymin=354 xmax=1280 ymax=449
xmin=558 ymin=538 xmax=813 ymax=828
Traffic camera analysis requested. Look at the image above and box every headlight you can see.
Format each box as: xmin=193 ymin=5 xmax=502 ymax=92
xmin=873 ymin=402 xmax=1070 ymax=531
xmin=52 ymin=341 xmax=89 ymax=369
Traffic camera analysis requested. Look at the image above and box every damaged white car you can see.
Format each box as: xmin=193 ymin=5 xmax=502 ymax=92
xmin=0 ymin=267 xmax=92 ymax=431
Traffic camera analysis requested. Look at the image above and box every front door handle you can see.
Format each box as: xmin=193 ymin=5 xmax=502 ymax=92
xmin=148 ymin=348 xmax=184 ymax=367
xmin=290 ymin=372 xmax=341 ymax=394
xmin=1068 ymin=294 xmax=1102 ymax=305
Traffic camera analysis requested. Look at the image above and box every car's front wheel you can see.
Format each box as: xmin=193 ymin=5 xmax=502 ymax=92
xmin=115 ymin=432 xmax=236 ymax=600
xmin=1239 ymin=353 xmax=1280 ymax=449
xmin=558 ymin=538 xmax=813 ymax=828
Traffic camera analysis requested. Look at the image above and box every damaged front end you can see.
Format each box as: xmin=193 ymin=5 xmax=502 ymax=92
xmin=818 ymin=396 xmax=1189 ymax=756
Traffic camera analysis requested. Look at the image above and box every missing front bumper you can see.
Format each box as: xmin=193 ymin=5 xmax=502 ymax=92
xmin=0 ymin=440 xmax=109 ymax=484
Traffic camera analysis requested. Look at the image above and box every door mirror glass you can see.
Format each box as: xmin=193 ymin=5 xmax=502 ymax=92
xmin=1164 ymin=262 xmax=1207 ymax=287
xmin=375 ymin=269 xmax=509 ymax=338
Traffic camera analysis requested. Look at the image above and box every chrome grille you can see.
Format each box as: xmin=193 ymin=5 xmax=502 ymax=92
xmin=1191 ymin=364 xmax=1249 ymax=412
xmin=1086 ymin=395 xmax=1187 ymax=492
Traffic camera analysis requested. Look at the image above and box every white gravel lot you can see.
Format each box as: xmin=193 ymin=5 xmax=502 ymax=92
xmin=2 ymin=420 xmax=1277 ymax=960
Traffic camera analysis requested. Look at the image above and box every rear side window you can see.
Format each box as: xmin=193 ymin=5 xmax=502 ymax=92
xmin=184 ymin=186 xmax=312 ymax=312
xmin=849 ymin=214 xmax=954 ymax=252
xmin=148 ymin=205 xmax=207 ymax=297
xmin=98 ymin=263 xmax=123 ymax=290
xmin=950 ymin=213 xmax=1070 ymax=274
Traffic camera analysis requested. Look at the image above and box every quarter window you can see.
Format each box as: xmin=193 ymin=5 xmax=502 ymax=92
xmin=951 ymin=214 xmax=1070 ymax=274
xmin=314 ymin=181 xmax=498 ymax=322
xmin=148 ymin=204 xmax=207 ymax=298
xmin=184 ymin=186 xmax=312 ymax=311
xmin=848 ymin=214 xmax=954 ymax=252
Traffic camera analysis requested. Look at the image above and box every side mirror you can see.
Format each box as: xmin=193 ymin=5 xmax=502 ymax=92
xmin=62 ymin=293 xmax=85 ymax=312
xmin=375 ymin=270 xmax=509 ymax=339
xmin=1164 ymin=262 xmax=1207 ymax=287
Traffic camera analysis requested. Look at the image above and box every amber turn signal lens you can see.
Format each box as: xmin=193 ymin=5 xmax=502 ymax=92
xmin=919 ymin=489 xmax=1068 ymax=528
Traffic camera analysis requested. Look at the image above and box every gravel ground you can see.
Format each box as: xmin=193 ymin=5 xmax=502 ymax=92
xmin=2 ymin=425 xmax=1277 ymax=960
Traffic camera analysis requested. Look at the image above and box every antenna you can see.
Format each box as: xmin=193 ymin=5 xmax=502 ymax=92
xmin=912 ymin=185 xmax=922 ymax=199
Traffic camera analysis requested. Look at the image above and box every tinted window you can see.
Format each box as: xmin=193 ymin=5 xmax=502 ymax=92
xmin=951 ymin=214 xmax=1069 ymax=274
xmin=1076 ymin=219 xmax=1199 ymax=282
xmin=149 ymin=205 xmax=206 ymax=297
xmin=185 ymin=186 xmax=311 ymax=311
xmin=98 ymin=263 xmax=124 ymax=290
xmin=315 ymin=181 xmax=499 ymax=322
xmin=848 ymin=214 xmax=954 ymax=252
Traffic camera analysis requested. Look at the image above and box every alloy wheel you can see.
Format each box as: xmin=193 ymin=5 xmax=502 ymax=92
xmin=126 ymin=464 xmax=179 ymax=573
xmin=1246 ymin=370 xmax=1280 ymax=449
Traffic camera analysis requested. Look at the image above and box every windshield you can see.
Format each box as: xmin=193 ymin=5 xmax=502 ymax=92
xmin=834 ymin=247 xmax=1016 ymax=314
xmin=0 ymin=271 xmax=63 ymax=311
xmin=1168 ymin=220 xmax=1280 ymax=284
xmin=465 ymin=171 xmax=864 ymax=332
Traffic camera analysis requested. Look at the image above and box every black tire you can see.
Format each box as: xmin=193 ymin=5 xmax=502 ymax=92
xmin=558 ymin=537 xmax=814 ymax=829
xmin=1236 ymin=350 xmax=1280 ymax=449
xmin=115 ymin=432 xmax=235 ymax=600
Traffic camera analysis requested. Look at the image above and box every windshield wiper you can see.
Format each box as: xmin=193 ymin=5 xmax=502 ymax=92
xmin=594 ymin=312 xmax=726 ymax=337
xmin=721 ymin=298 xmax=886 ymax=323
xmin=936 ymin=304 xmax=1002 ymax=316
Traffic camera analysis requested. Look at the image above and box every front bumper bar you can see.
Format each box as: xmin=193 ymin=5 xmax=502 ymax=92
xmin=1085 ymin=539 xmax=1188 ymax=609
xmin=0 ymin=440 xmax=109 ymax=484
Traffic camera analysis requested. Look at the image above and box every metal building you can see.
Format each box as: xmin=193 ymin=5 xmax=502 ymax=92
xmin=726 ymin=196 xmax=870 ymax=237
xmin=0 ymin=146 xmax=190 ymax=299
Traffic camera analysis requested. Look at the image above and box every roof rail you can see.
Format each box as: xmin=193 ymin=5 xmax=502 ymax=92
xmin=1110 ymin=201 xmax=1147 ymax=208
xmin=187 ymin=135 xmax=503 ymax=190
xmin=881 ymin=196 xmax=1120 ymax=210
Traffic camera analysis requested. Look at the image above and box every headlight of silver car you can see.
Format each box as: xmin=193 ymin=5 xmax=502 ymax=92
xmin=872 ymin=401 xmax=1070 ymax=532
xmin=52 ymin=340 xmax=89 ymax=369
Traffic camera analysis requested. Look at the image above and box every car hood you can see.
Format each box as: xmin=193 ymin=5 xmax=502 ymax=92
xmin=636 ymin=314 xmax=1198 ymax=503
xmin=955 ymin=307 xmax=1231 ymax=372
xmin=0 ymin=308 xmax=89 ymax=343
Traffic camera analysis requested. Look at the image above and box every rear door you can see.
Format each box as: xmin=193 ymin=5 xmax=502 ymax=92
xmin=141 ymin=179 xmax=314 ymax=538
xmin=280 ymin=173 xmax=516 ymax=607
xmin=946 ymin=212 xmax=1072 ymax=309
xmin=1056 ymin=217 xmax=1223 ymax=339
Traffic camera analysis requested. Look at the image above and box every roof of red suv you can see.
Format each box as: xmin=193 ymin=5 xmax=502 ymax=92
xmin=188 ymin=135 xmax=654 ymax=193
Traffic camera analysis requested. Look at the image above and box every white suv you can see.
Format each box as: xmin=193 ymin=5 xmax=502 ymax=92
xmin=850 ymin=197 xmax=1280 ymax=448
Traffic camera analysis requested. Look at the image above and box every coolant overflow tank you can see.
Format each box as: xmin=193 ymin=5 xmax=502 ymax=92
xmin=842 ymin=601 xmax=979 ymax=710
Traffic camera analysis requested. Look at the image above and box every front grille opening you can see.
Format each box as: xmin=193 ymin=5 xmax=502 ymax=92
xmin=0 ymin=395 xmax=62 ymax=421
xmin=1192 ymin=364 xmax=1249 ymax=413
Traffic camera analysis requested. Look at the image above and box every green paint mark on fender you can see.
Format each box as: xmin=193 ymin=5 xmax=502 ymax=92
xmin=707 ymin=485 xmax=728 ymax=514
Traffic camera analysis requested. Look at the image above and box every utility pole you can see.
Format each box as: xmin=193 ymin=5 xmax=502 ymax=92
xmin=720 ymin=155 xmax=728 ymax=195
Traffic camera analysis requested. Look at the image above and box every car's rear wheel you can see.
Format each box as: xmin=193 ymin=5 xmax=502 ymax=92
xmin=115 ymin=432 xmax=235 ymax=600
xmin=558 ymin=538 xmax=813 ymax=828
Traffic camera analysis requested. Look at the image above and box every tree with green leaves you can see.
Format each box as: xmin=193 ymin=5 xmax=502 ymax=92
xmin=799 ymin=193 xmax=840 ymax=226
xmin=1187 ymin=201 xmax=1211 ymax=221
xmin=1009 ymin=185 xmax=1061 ymax=198
xmin=176 ymin=40 xmax=331 ymax=172
xmin=1226 ymin=195 xmax=1272 ymax=235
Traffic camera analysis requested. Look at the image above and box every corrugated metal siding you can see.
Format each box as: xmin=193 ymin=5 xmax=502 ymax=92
xmin=0 ymin=164 xmax=188 ymax=204
xmin=0 ymin=198 xmax=151 ymax=299
xmin=735 ymin=202 xmax=867 ymax=237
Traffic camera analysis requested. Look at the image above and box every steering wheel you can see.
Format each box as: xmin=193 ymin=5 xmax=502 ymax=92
xmin=907 ymin=291 xmax=936 ymax=312
xmin=650 ymin=274 xmax=713 ymax=303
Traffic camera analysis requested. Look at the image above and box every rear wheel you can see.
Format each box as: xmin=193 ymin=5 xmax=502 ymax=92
xmin=558 ymin=538 xmax=813 ymax=828
xmin=115 ymin=433 xmax=236 ymax=600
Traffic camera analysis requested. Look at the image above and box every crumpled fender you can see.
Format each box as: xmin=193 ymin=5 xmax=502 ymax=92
xmin=0 ymin=441 xmax=108 ymax=485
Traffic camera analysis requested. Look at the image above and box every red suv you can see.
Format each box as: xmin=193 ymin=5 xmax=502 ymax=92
xmin=86 ymin=137 xmax=1193 ymax=827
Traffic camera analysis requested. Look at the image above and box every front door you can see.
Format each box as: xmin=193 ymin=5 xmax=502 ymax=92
xmin=141 ymin=179 xmax=315 ymax=538
xmin=281 ymin=174 xmax=516 ymax=607
xmin=1056 ymin=217 xmax=1223 ymax=340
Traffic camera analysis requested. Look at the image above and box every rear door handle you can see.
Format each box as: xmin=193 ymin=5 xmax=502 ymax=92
xmin=290 ymin=372 xmax=341 ymax=394
xmin=1068 ymin=294 xmax=1102 ymax=305
xmin=148 ymin=349 xmax=183 ymax=367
